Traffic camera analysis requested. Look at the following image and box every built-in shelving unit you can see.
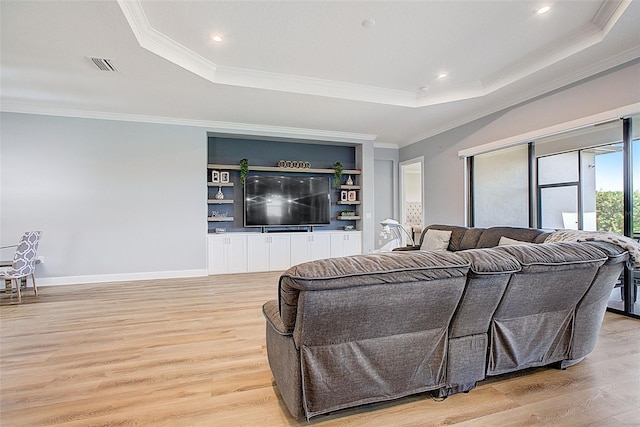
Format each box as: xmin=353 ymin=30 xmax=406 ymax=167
xmin=206 ymin=163 xmax=363 ymax=229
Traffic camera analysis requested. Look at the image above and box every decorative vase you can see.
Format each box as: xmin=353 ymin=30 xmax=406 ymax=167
xmin=215 ymin=186 xmax=224 ymax=200
xmin=346 ymin=175 xmax=354 ymax=186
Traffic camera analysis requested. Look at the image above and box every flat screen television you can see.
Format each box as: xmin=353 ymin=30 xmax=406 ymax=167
xmin=244 ymin=175 xmax=331 ymax=227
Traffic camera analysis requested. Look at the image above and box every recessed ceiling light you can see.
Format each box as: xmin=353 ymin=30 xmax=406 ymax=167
xmin=536 ymin=6 xmax=550 ymax=14
xmin=362 ymin=18 xmax=376 ymax=29
xmin=211 ymin=34 xmax=224 ymax=43
xmin=437 ymin=72 xmax=448 ymax=79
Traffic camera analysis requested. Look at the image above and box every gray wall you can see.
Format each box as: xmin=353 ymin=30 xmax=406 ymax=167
xmin=373 ymin=147 xmax=399 ymax=249
xmin=401 ymin=60 xmax=640 ymax=226
xmin=0 ymin=113 xmax=207 ymax=284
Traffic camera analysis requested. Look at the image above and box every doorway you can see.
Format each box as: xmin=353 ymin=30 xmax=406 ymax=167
xmin=400 ymin=157 xmax=424 ymax=245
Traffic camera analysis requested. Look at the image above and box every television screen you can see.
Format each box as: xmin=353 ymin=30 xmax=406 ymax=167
xmin=244 ymin=175 xmax=331 ymax=227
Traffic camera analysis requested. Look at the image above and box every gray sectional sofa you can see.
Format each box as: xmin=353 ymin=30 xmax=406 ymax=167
xmin=262 ymin=225 xmax=630 ymax=421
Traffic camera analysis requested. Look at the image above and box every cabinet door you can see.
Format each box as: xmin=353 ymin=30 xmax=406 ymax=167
xmin=225 ymin=234 xmax=248 ymax=273
xmin=268 ymin=234 xmax=291 ymax=271
xmin=247 ymin=235 xmax=270 ymax=272
xmin=342 ymin=233 xmax=362 ymax=256
xmin=207 ymin=235 xmax=226 ymax=275
xmin=290 ymin=234 xmax=311 ymax=266
xmin=309 ymin=234 xmax=331 ymax=262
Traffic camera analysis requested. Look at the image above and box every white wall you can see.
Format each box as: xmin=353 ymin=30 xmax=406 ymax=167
xmin=400 ymin=60 xmax=640 ymax=226
xmin=0 ymin=113 xmax=207 ymax=285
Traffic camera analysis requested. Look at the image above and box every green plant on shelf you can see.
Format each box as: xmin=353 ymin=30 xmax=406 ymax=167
xmin=239 ymin=158 xmax=249 ymax=185
xmin=333 ymin=161 xmax=343 ymax=189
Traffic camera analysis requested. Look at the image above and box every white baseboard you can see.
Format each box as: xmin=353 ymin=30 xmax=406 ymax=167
xmin=37 ymin=269 xmax=208 ymax=286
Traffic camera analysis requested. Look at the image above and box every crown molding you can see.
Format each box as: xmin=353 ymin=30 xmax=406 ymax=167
xmin=116 ymin=0 xmax=631 ymax=109
xmin=373 ymin=142 xmax=400 ymax=149
xmin=0 ymin=103 xmax=377 ymax=144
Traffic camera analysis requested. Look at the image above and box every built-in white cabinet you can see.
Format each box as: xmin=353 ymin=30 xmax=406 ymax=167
xmin=208 ymin=231 xmax=361 ymax=275
xmin=330 ymin=232 xmax=362 ymax=258
xmin=290 ymin=233 xmax=331 ymax=266
xmin=247 ymin=234 xmax=291 ymax=272
xmin=207 ymin=234 xmax=247 ymax=275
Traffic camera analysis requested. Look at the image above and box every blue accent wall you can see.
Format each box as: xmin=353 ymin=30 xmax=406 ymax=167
xmin=208 ymin=137 xmax=356 ymax=169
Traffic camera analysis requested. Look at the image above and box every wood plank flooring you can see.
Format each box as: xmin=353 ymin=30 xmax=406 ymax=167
xmin=1 ymin=273 xmax=639 ymax=426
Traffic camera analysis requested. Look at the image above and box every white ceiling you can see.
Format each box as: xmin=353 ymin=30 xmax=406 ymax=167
xmin=1 ymin=0 xmax=639 ymax=147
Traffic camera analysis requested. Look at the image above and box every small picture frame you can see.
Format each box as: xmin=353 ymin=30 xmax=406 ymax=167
xmin=340 ymin=190 xmax=348 ymax=202
xmin=347 ymin=190 xmax=357 ymax=202
xmin=211 ymin=170 xmax=220 ymax=183
xmin=220 ymin=171 xmax=230 ymax=183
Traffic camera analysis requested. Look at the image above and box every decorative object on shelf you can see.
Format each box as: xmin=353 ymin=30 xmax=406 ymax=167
xmin=333 ymin=161 xmax=344 ymax=189
xmin=220 ymin=171 xmax=230 ymax=183
xmin=340 ymin=190 xmax=348 ymax=202
xmin=341 ymin=210 xmax=355 ymax=216
xmin=214 ymin=187 xmax=224 ymax=200
xmin=277 ymin=160 xmax=312 ymax=169
xmin=344 ymin=225 xmax=355 ymax=231
xmin=214 ymin=228 xmax=226 ymax=233
xmin=347 ymin=190 xmax=357 ymax=202
xmin=239 ymin=158 xmax=249 ymax=185
xmin=346 ymin=175 xmax=354 ymax=186
xmin=210 ymin=210 xmax=219 ymax=217
xmin=211 ymin=170 xmax=220 ymax=183
xmin=380 ymin=218 xmax=415 ymax=246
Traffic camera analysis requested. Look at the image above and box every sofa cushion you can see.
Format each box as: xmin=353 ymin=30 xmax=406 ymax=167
xmin=421 ymin=225 xmax=468 ymax=251
xmin=476 ymin=227 xmax=546 ymax=248
xmin=421 ymin=229 xmax=452 ymax=251
xmin=498 ymin=236 xmax=533 ymax=246
xmin=494 ymin=241 xmax=607 ymax=273
xmin=456 ymin=247 xmax=521 ymax=275
xmin=459 ymin=228 xmax=485 ymax=250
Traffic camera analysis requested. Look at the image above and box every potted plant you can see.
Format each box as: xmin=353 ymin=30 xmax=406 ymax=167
xmin=239 ymin=158 xmax=249 ymax=185
xmin=332 ymin=161 xmax=343 ymax=190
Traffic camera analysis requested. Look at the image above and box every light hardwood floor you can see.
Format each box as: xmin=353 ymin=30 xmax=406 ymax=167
xmin=1 ymin=273 xmax=639 ymax=426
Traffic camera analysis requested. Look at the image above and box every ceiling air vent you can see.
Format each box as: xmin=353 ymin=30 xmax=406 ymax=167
xmin=89 ymin=57 xmax=121 ymax=72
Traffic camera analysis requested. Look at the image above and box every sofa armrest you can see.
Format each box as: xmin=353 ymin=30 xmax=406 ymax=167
xmin=262 ymin=300 xmax=292 ymax=336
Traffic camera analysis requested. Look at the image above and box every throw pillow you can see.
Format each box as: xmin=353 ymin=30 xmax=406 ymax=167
xmin=421 ymin=229 xmax=452 ymax=251
xmin=498 ymin=236 xmax=532 ymax=246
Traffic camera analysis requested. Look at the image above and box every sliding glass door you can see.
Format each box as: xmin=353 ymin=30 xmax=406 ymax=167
xmin=472 ymin=115 xmax=639 ymax=318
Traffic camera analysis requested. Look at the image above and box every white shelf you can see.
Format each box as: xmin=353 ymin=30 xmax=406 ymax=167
xmin=208 ymin=182 xmax=234 ymax=187
xmin=207 ymin=199 xmax=234 ymax=204
xmin=339 ymin=185 xmax=361 ymax=190
xmin=337 ymin=215 xmax=361 ymax=220
xmin=208 ymin=217 xmax=234 ymax=222
xmin=337 ymin=201 xmax=361 ymax=205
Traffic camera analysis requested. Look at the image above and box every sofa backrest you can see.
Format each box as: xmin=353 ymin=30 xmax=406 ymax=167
xmin=278 ymin=251 xmax=471 ymax=418
xmin=279 ymin=251 xmax=470 ymax=346
xmin=419 ymin=225 xmax=551 ymax=251
xmin=568 ymin=241 xmax=628 ymax=361
xmin=487 ymin=242 xmax=608 ymax=376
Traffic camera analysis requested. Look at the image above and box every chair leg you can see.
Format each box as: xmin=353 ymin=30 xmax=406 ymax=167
xmin=14 ymin=279 xmax=21 ymax=303
xmin=31 ymin=273 xmax=38 ymax=296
